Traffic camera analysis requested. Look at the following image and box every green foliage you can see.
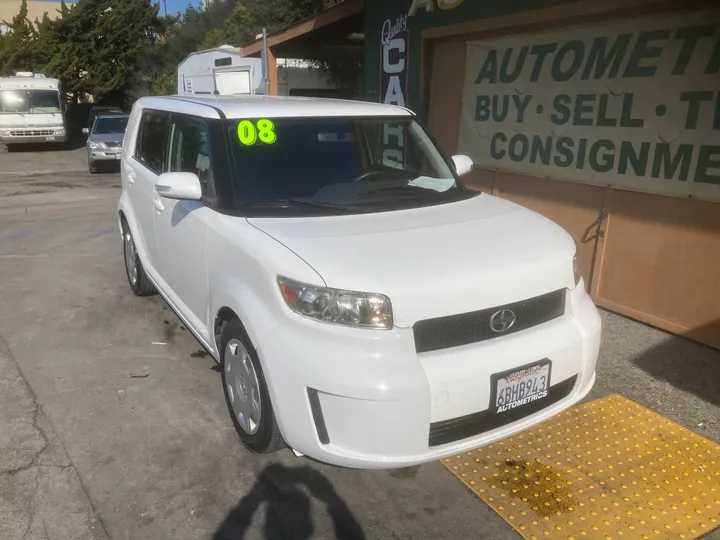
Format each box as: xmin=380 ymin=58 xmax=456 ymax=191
xmin=148 ymin=66 xmax=177 ymax=96
xmin=0 ymin=0 xmax=42 ymax=75
xmin=200 ymin=4 xmax=254 ymax=50
xmin=46 ymin=0 xmax=162 ymax=100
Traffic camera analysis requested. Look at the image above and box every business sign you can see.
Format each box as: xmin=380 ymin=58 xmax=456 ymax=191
xmin=408 ymin=0 xmax=466 ymax=16
xmin=379 ymin=13 xmax=410 ymax=167
xmin=458 ymin=11 xmax=720 ymax=202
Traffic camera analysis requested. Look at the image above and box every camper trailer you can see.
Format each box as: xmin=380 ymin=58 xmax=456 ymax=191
xmin=177 ymin=46 xmax=263 ymax=96
xmin=0 ymin=72 xmax=67 ymax=148
xmin=177 ymin=46 xmax=344 ymax=98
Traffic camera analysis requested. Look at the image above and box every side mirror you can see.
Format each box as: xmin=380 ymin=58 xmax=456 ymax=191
xmin=82 ymin=127 xmax=89 ymax=135
xmin=156 ymin=172 xmax=202 ymax=201
xmin=452 ymin=155 xmax=474 ymax=177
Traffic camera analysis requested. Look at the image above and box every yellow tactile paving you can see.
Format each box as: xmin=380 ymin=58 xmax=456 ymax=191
xmin=442 ymin=394 xmax=720 ymax=540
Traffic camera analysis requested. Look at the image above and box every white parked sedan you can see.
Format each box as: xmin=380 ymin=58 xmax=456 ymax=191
xmin=117 ymin=95 xmax=601 ymax=469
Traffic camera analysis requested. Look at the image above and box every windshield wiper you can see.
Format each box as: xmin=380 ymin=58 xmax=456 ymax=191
xmin=249 ymin=198 xmax=369 ymax=213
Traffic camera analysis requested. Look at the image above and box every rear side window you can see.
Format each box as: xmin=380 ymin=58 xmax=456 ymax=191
xmin=135 ymin=111 xmax=170 ymax=174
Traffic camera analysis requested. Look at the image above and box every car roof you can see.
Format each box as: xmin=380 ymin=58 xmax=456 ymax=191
xmin=134 ymin=95 xmax=413 ymax=120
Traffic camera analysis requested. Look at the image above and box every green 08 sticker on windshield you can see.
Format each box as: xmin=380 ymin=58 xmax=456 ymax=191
xmin=237 ymin=119 xmax=277 ymax=145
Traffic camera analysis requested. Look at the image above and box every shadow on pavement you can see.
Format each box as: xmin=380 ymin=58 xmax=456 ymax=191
xmin=212 ymin=463 xmax=366 ymax=540
xmin=632 ymin=319 xmax=720 ymax=407
xmin=4 ymin=139 xmax=86 ymax=152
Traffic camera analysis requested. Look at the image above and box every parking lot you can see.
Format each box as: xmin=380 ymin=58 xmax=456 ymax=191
xmin=0 ymin=146 xmax=718 ymax=540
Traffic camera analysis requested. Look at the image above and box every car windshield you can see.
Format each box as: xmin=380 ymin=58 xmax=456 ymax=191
xmin=228 ymin=116 xmax=474 ymax=214
xmin=0 ymin=90 xmax=62 ymax=114
xmin=94 ymin=116 xmax=129 ymax=134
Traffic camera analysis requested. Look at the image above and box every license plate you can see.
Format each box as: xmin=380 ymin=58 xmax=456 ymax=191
xmin=492 ymin=360 xmax=551 ymax=414
xmin=45 ymin=136 xmax=56 ymax=141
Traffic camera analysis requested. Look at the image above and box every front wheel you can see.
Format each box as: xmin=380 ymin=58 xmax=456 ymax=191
xmin=88 ymin=160 xmax=98 ymax=174
xmin=122 ymin=221 xmax=156 ymax=296
xmin=220 ymin=320 xmax=284 ymax=454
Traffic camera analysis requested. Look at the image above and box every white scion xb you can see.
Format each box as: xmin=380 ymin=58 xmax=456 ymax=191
xmin=118 ymin=95 xmax=601 ymax=469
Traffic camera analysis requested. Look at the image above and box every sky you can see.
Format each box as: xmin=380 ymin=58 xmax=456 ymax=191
xmin=157 ymin=0 xmax=202 ymax=15
xmin=47 ymin=0 xmax=203 ymax=17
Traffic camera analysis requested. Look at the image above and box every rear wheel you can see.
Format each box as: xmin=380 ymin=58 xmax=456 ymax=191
xmin=122 ymin=220 xmax=156 ymax=296
xmin=220 ymin=319 xmax=284 ymax=454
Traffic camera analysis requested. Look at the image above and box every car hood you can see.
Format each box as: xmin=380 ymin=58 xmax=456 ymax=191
xmin=89 ymin=133 xmax=124 ymax=144
xmin=247 ymin=194 xmax=576 ymax=327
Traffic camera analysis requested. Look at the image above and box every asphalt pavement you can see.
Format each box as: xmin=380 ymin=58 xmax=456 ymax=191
xmin=0 ymin=146 xmax=718 ymax=540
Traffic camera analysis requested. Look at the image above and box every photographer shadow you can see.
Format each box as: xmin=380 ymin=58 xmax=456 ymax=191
xmin=212 ymin=463 xmax=366 ymax=540
xmin=631 ymin=318 xmax=720 ymax=407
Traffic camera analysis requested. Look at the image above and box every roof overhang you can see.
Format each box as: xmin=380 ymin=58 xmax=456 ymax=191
xmin=240 ymin=0 xmax=364 ymax=61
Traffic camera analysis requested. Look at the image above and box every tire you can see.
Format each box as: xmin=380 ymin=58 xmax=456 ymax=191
xmin=121 ymin=220 xmax=156 ymax=297
xmin=88 ymin=160 xmax=98 ymax=174
xmin=220 ymin=319 xmax=284 ymax=454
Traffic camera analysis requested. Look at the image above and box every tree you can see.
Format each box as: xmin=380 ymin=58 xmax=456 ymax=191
xmin=0 ymin=0 xmax=39 ymax=75
xmin=46 ymin=0 xmax=162 ymax=102
xmin=200 ymin=4 xmax=254 ymax=50
xmin=25 ymin=13 xmax=63 ymax=72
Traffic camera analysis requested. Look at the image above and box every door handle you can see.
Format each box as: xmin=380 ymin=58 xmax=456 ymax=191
xmin=153 ymin=192 xmax=164 ymax=212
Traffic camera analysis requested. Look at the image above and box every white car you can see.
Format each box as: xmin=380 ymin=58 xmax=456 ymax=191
xmin=118 ymin=95 xmax=601 ymax=469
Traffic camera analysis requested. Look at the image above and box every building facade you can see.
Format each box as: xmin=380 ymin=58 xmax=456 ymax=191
xmin=365 ymin=0 xmax=720 ymax=349
xmin=0 ymin=0 xmax=73 ymax=34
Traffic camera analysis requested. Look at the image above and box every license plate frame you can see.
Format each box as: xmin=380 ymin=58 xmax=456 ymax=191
xmin=490 ymin=359 xmax=552 ymax=414
xmin=45 ymin=136 xmax=56 ymax=141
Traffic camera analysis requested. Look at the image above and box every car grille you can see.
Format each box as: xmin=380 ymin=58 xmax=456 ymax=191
xmin=413 ymin=289 xmax=566 ymax=353
xmin=10 ymin=130 xmax=54 ymax=137
xmin=104 ymin=141 xmax=122 ymax=148
xmin=428 ymin=375 xmax=577 ymax=447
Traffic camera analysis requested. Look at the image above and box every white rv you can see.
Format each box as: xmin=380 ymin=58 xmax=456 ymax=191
xmin=0 ymin=72 xmax=67 ymax=148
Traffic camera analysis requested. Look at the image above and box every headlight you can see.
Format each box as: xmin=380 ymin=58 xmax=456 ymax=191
xmin=88 ymin=141 xmax=104 ymax=150
xmin=278 ymin=277 xmax=393 ymax=329
xmin=573 ymin=247 xmax=582 ymax=286
xmin=0 ymin=131 xmax=9 ymax=137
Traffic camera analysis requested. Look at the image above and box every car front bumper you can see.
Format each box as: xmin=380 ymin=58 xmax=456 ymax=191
xmin=89 ymin=149 xmax=122 ymax=162
xmin=1 ymin=133 xmax=67 ymax=145
xmin=257 ymin=283 xmax=602 ymax=469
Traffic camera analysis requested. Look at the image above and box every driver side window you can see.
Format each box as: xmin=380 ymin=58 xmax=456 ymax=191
xmin=166 ymin=115 xmax=214 ymax=203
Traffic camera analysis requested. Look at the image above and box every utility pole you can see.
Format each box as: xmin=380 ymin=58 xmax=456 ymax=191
xmin=261 ymin=28 xmax=269 ymax=95
xmin=163 ymin=0 xmax=167 ymax=16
